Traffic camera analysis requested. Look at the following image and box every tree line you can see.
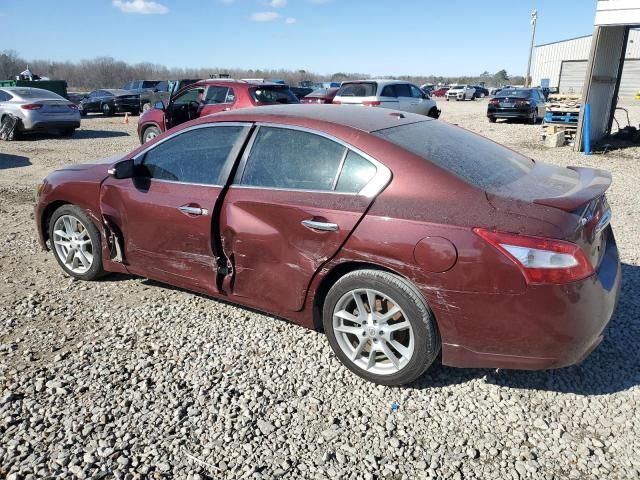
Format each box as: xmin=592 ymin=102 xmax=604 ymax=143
xmin=0 ymin=50 xmax=524 ymax=91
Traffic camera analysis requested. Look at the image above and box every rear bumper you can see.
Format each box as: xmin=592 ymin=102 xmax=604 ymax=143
xmin=436 ymin=227 xmax=622 ymax=370
xmin=22 ymin=120 xmax=80 ymax=131
xmin=487 ymin=107 xmax=533 ymax=119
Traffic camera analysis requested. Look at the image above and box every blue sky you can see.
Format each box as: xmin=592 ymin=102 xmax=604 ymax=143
xmin=0 ymin=0 xmax=597 ymax=77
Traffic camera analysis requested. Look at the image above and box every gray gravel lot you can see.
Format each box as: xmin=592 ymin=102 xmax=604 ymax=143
xmin=1 ymin=102 xmax=639 ymax=479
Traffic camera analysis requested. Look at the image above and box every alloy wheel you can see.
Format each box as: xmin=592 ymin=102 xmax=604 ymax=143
xmin=52 ymin=214 xmax=94 ymax=274
xmin=332 ymin=288 xmax=414 ymax=375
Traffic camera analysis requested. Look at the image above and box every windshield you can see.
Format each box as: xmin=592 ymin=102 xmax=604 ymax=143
xmin=250 ymin=86 xmax=299 ymax=104
xmin=373 ymin=121 xmax=534 ymax=190
xmin=496 ymin=89 xmax=530 ymax=98
xmin=141 ymin=81 xmax=160 ymax=89
xmin=336 ymin=82 xmax=377 ymax=97
xmin=450 ymin=86 xmax=464 ymax=90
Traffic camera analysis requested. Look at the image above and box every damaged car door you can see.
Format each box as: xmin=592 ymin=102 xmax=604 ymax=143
xmin=99 ymin=123 xmax=251 ymax=294
xmin=218 ymin=125 xmax=391 ymax=313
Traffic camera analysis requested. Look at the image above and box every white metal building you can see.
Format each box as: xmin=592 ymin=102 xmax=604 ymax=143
xmin=531 ymin=29 xmax=640 ymax=98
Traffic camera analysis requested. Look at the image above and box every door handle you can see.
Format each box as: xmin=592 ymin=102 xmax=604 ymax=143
xmin=179 ymin=205 xmax=208 ymax=216
xmin=301 ymin=219 xmax=338 ymax=232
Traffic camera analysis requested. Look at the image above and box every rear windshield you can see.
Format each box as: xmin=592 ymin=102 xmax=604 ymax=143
xmin=374 ymin=121 xmax=534 ymax=190
xmin=13 ymin=88 xmax=63 ymax=99
xmin=497 ymin=89 xmax=531 ymax=98
xmin=141 ymin=81 xmax=160 ymax=89
xmin=250 ymin=86 xmax=299 ymax=104
xmin=336 ymin=82 xmax=377 ymax=97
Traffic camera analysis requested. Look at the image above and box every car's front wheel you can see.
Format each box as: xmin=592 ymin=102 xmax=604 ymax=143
xmin=142 ymin=125 xmax=161 ymax=143
xmin=101 ymin=103 xmax=113 ymax=116
xmin=323 ymin=270 xmax=440 ymax=386
xmin=49 ymin=205 xmax=104 ymax=281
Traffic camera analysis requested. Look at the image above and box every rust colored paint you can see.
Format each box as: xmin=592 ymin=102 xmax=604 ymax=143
xmin=413 ymin=236 xmax=458 ymax=273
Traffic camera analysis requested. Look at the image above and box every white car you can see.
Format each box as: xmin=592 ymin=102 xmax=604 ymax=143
xmin=333 ymin=80 xmax=440 ymax=118
xmin=445 ymin=85 xmax=476 ymax=101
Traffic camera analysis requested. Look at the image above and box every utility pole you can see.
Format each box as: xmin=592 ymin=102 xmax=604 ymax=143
xmin=525 ymin=9 xmax=538 ymax=87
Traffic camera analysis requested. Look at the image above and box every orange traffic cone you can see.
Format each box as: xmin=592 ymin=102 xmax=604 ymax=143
xmin=123 ymin=112 xmax=129 ymax=124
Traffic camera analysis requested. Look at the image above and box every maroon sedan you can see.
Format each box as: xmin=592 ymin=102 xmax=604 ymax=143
xmin=35 ymin=105 xmax=621 ymax=386
xmin=137 ymin=80 xmax=299 ymax=143
xmin=300 ymin=87 xmax=340 ymax=104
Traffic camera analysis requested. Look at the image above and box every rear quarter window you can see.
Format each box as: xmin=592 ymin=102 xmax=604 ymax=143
xmin=374 ymin=121 xmax=533 ymax=190
xmin=250 ymin=86 xmax=299 ymax=104
xmin=337 ymin=82 xmax=378 ymax=97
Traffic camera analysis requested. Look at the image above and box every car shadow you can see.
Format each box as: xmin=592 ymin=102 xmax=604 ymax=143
xmin=0 ymin=154 xmax=31 ymax=169
xmin=73 ymin=130 xmax=130 ymax=139
xmin=413 ymin=262 xmax=640 ymax=396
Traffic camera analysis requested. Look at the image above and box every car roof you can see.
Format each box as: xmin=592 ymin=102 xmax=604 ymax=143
xmin=208 ymin=104 xmax=432 ymax=133
xmin=191 ymin=79 xmax=288 ymax=88
xmin=341 ymin=79 xmax=411 ymax=86
xmin=0 ymin=87 xmax=64 ymax=99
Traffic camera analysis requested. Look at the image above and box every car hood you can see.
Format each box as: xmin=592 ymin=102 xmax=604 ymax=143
xmin=56 ymin=153 xmax=124 ymax=172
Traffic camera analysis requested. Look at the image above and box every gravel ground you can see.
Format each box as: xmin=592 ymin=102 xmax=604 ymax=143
xmin=1 ymin=103 xmax=639 ymax=479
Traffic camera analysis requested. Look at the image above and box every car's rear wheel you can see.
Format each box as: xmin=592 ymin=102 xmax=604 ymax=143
xmin=0 ymin=115 xmax=20 ymax=141
xmin=427 ymin=107 xmax=439 ymax=119
xmin=488 ymin=116 xmax=497 ymax=123
xmin=323 ymin=270 xmax=440 ymax=386
xmin=101 ymin=103 xmax=113 ymax=116
xmin=529 ymin=109 xmax=538 ymax=125
xmin=49 ymin=205 xmax=104 ymax=281
xmin=142 ymin=125 xmax=161 ymax=143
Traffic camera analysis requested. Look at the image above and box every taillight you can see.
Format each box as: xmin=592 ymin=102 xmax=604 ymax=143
xmin=489 ymin=99 xmax=499 ymax=105
xmin=362 ymin=100 xmax=381 ymax=107
xmin=21 ymin=104 xmax=43 ymax=110
xmin=515 ymin=100 xmax=530 ymax=106
xmin=473 ymin=228 xmax=594 ymax=285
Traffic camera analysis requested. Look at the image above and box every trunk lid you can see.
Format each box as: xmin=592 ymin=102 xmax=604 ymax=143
xmin=487 ymin=164 xmax=612 ymax=270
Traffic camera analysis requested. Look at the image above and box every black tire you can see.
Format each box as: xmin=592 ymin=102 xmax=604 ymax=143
xmin=49 ymin=205 xmax=105 ymax=281
xmin=488 ymin=116 xmax=496 ymax=123
xmin=142 ymin=125 xmax=162 ymax=144
xmin=446 ymin=98 xmax=449 ymax=102
xmin=528 ymin=109 xmax=538 ymax=125
xmin=60 ymin=128 xmax=75 ymax=137
xmin=101 ymin=103 xmax=113 ymax=116
xmin=79 ymin=108 xmax=87 ymax=117
xmin=322 ymin=269 xmax=440 ymax=386
xmin=427 ymin=107 xmax=439 ymax=119
xmin=0 ymin=115 xmax=20 ymax=141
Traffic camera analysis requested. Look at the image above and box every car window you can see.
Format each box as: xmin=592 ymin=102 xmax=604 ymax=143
xmin=336 ymin=82 xmax=377 ymax=97
xmin=205 ymin=87 xmax=230 ymax=104
xmin=225 ymin=88 xmax=236 ymax=103
xmin=240 ymin=127 xmax=346 ymax=191
xmin=123 ymin=82 xmax=132 ymax=90
xmin=142 ymin=81 xmax=159 ymax=89
xmin=0 ymin=91 xmax=9 ymax=101
xmin=410 ymin=85 xmax=424 ymax=99
xmin=140 ymin=126 xmax=244 ymax=185
xmin=249 ymin=86 xmax=299 ymax=104
xmin=395 ymin=84 xmax=412 ymax=97
xmin=335 ymin=151 xmax=377 ymax=193
xmin=381 ymin=85 xmax=397 ymax=97
xmin=374 ymin=121 xmax=534 ymax=190
xmin=173 ymin=88 xmax=203 ymax=106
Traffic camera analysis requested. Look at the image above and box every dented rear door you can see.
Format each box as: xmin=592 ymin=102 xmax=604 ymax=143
xmin=218 ymin=124 xmax=391 ymax=313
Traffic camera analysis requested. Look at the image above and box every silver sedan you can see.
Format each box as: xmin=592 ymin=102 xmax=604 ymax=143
xmin=0 ymin=87 xmax=81 ymax=137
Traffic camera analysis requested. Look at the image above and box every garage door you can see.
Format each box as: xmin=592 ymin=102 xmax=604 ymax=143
xmin=559 ymin=61 xmax=588 ymax=95
xmin=619 ymin=59 xmax=640 ymax=98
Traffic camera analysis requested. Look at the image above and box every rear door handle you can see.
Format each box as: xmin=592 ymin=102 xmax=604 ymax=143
xmin=179 ymin=205 xmax=208 ymax=216
xmin=301 ymin=219 xmax=338 ymax=232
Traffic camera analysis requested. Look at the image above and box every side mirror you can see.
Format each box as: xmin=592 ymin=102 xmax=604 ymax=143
xmin=107 ymin=159 xmax=135 ymax=179
xmin=153 ymin=101 xmax=165 ymax=110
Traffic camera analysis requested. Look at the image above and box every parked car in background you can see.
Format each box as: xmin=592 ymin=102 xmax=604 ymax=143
xmin=79 ymin=90 xmax=140 ymax=117
xmin=140 ymin=79 xmax=200 ymax=112
xmin=300 ymin=87 xmax=340 ymax=104
xmin=137 ymin=80 xmax=299 ymax=143
xmin=122 ymin=80 xmax=160 ymax=95
xmin=471 ymin=85 xmax=489 ymax=98
xmin=445 ymin=85 xmax=475 ymax=101
xmin=290 ymin=87 xmax=315 ymax=100
xmin=487 ymin=88 xmax=547 ymax=124
xmin=431 ymin=87 xmax=449 ymax=97
xmin=0 ymin=86 xmax=80 ymax=137
xmin=35 ymin=105 xmax=620 ymax=386
xmin=420 ymin=84 xmax=435 ymax=95
xmin=333 ymin=80 xmax=440 ymax=118
xmin=490 ymin=86 xmax=511 ymax=96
